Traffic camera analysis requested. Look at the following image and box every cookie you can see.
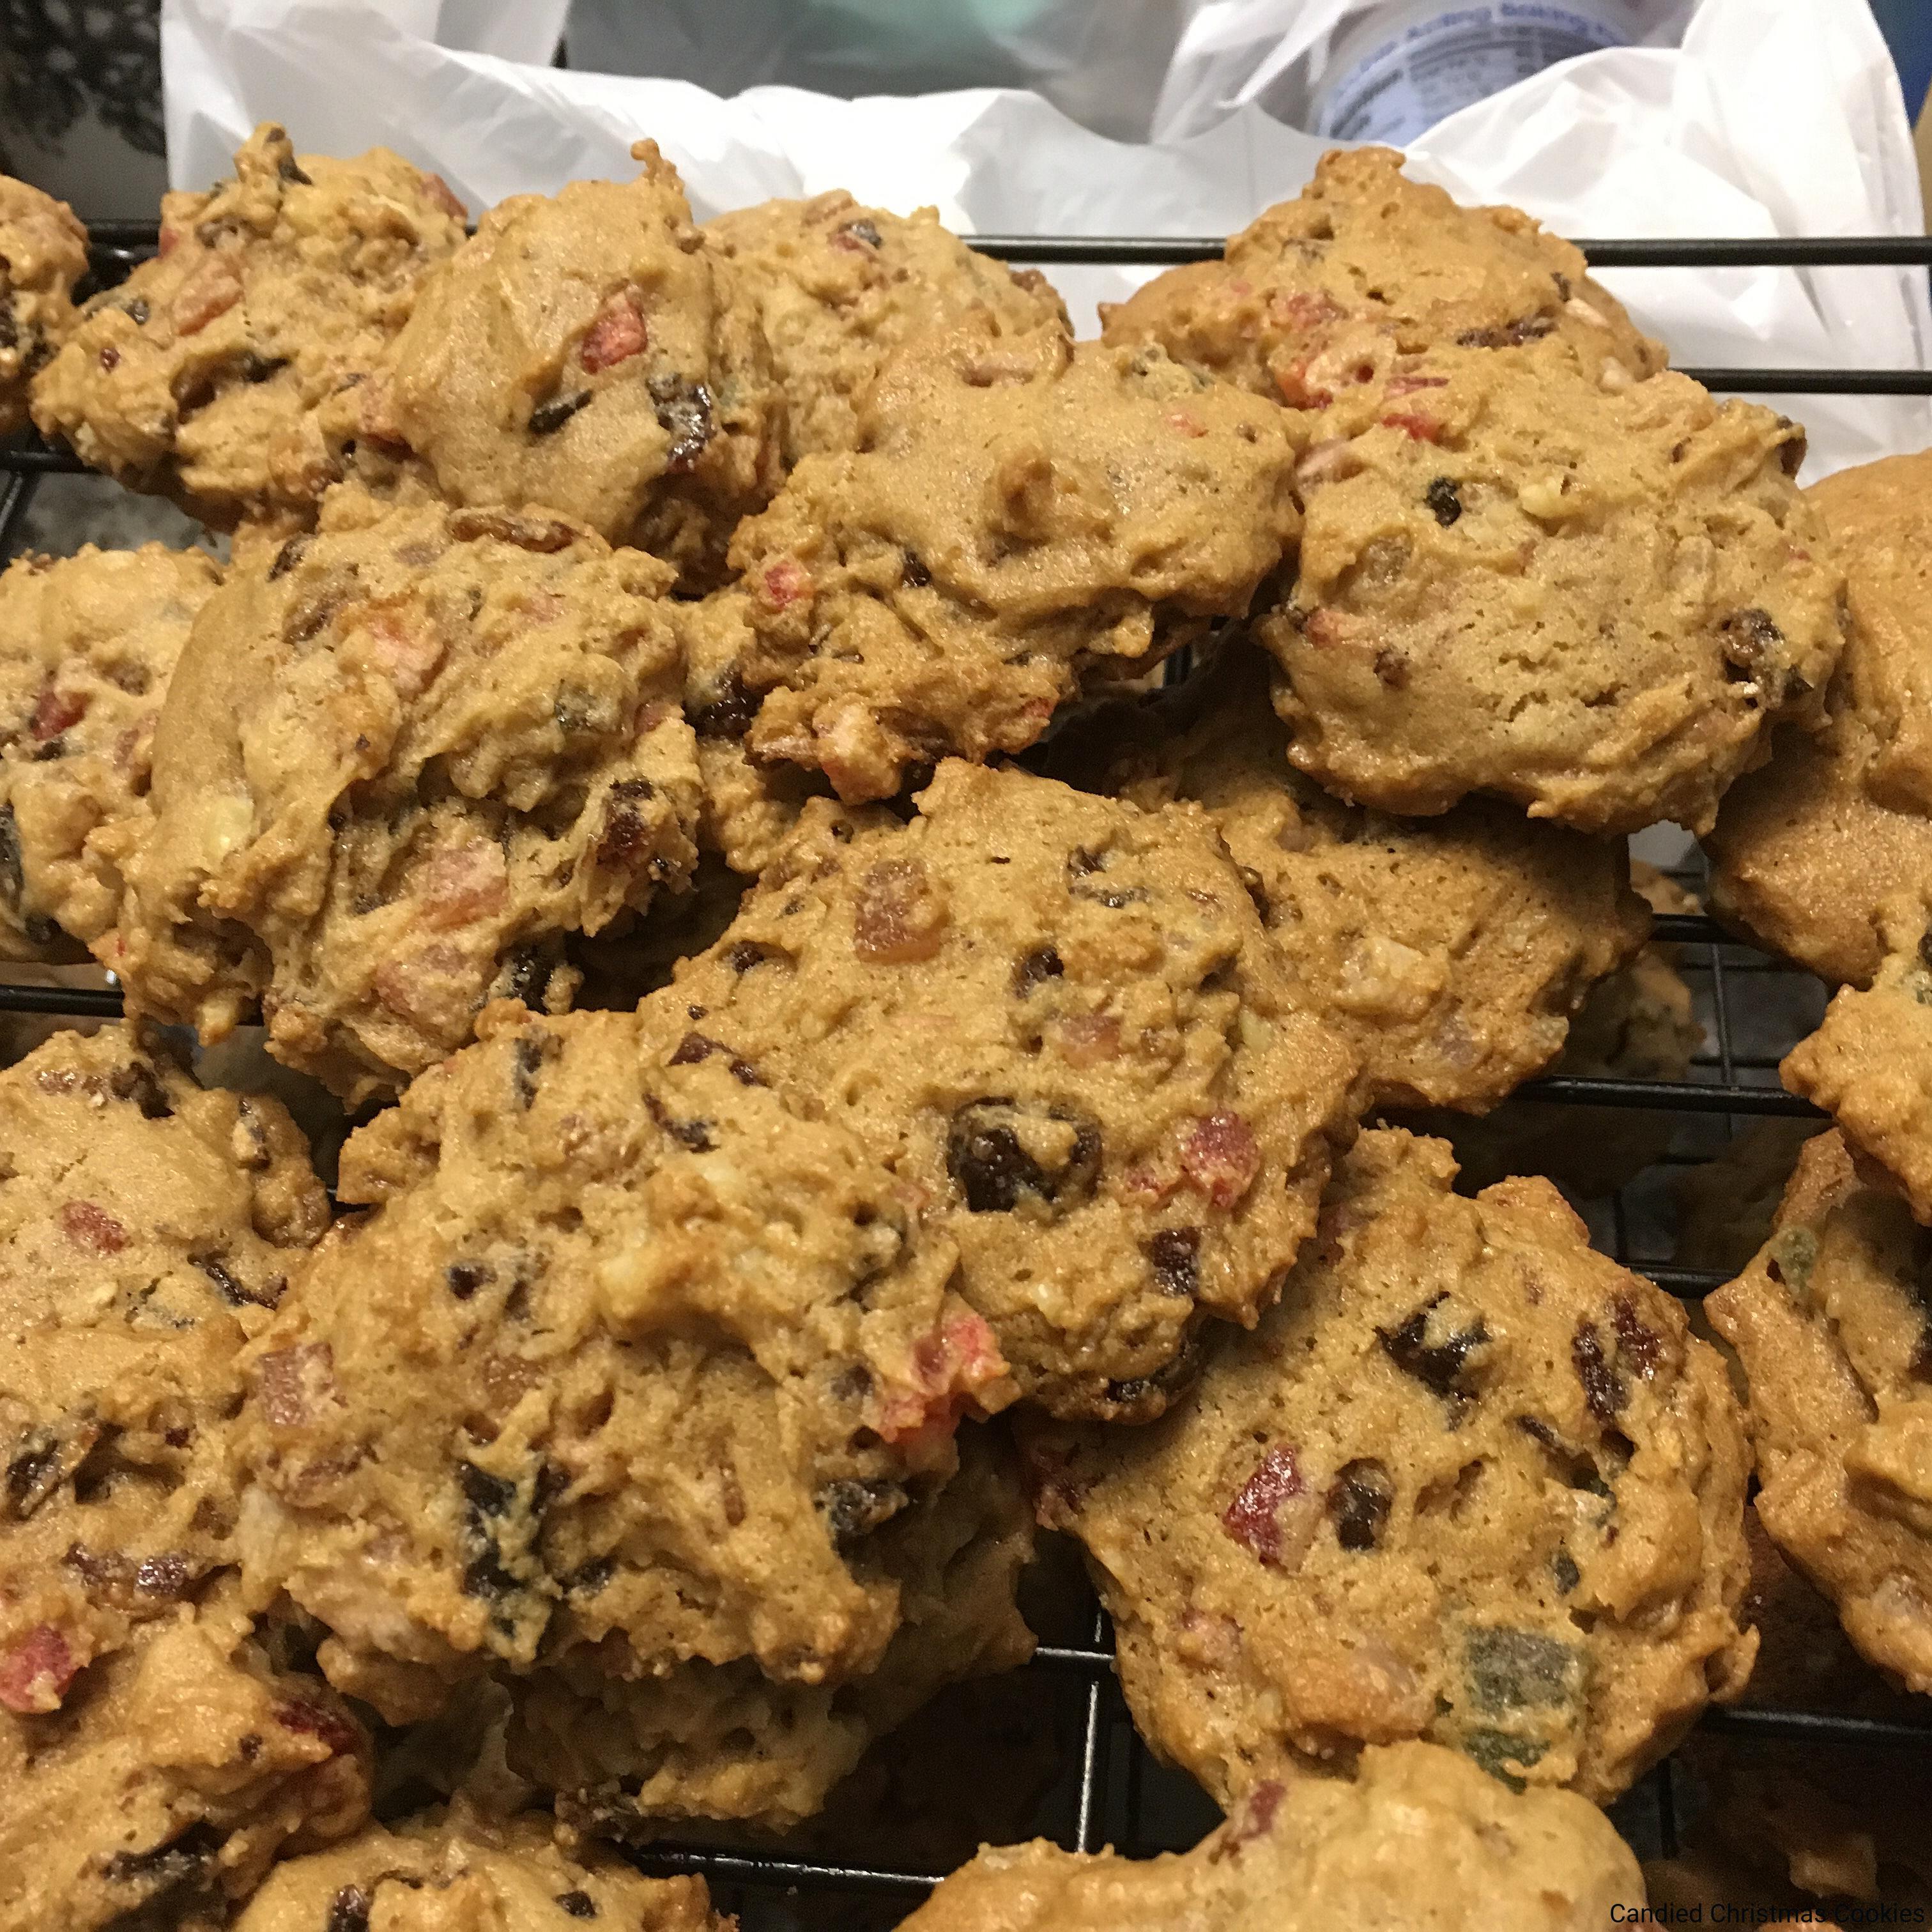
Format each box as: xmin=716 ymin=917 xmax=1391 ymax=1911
xmin=671 ymin=760 xmax=1360 ymax=1420
xmin=1254 ymin=335 xmax=1841 ymax=834
xmin=897 ymin=1741 xmax=1643 ymax=1931
xmin=109 ymin=493 xmax=700 ymax=1101
xmin=1101 ymin=144 xmax=1662 ymax=437
xmin=703 ymin=189 xmax=1068 ymax=465
xmin=226 ymin=1809 xmax=723 ymax=1931
xmin=366 ymin=141 xmax=780 ymax=592
xmin=1043 ymin=637 xmax=1649 ymax=1112
xmin=0 ymin=174 xmax=88 ymax=436
xmin=31 ymin=123 xmax=466 ymax=530
xmin=0 ymin=1023 xmax=326 ymax=1701
xmin=508 ymin=1425 xmax=1036 ymax=1834
xmin=713 ymin=317 xmax=1298 ymax=803
xmin=1674 ymin=1120 xmax=1824 ymax=1278
xmin=235 ymin=997 xmax=1010 ymax=1701
xmin=1781 ymin=896 xmax=1932 ymax=1223
xmin=1033 ymin=1128 xmax=1755 ymax=1805
xmin=0 ymin=1586 xmax=370 ymax=1932
xmin=1706 ymin=450 xmax=1932 ymax=986
xmin=0 ymin=543 xmax=221 ymax=960
xmin=1706 ymin=1129 xmax=1932 ymax=1690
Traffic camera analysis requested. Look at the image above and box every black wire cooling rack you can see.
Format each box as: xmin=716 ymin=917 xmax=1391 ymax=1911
xmin=6 ymin=224 xmax=1932 ymax=1924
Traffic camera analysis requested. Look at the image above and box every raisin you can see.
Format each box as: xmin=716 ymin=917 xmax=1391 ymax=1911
xmin=1460 ymin=1728 xmax=1545 ymax=1793
xmin=689 ymin=666 xmax=757 ymax=739
xmin=838 ymin=218 xmax=884 ymax=249
xmin=125 ymin=296 xmax=150 ymax=325
xmin=193 ymin=1252 xmax=278 ymax=1308
xmin=108 ymin=1060 xmax=173 ymax=1119
xmin=901 ymin=549 xmax=931 ymax=588
xmin=668 ymin=1031 xmax=762 ymax=1086
xmin=1377 ymin=1293 xmax=1489 ymax=1406
xmin=1457 ymin=315 xmax=1554 ymax=349
xmin=328 ymin=1885 xmax=372 ymax=1932
xmin=512 ymin=1033 xmax=552 ymax=1108
xmin=463 ymin=1546 xmax=521 ymax=1603
xmin=1464 ymin=1627 xmax=1582 ymax=1715
xmin=648 ymin=1093 xmax=714 ymax=1153
xmin=1328 ymin=1457 xmax=1393 ymax=1551
xmin=458 ymin=1462 xmax=518 ymax=1517
xmin=596 ymin=778 xmax=658 ymax=871
xmin=1551 ymin=1547 xmax=1581 ymax=1594
xmin=1611 ymin=1296 xmax=1662 ymax=1380
xmin=1572 ymin=1321 xmax=1623 ymax=1425
xmin=6 ymin=1430 xmax=63 ymax=1518
xmin=1066 ymin=845 xmax=1147 ymax=907
xmin=1012 ymin=945 xmax=1063 ymax=994
xmin=500 ymin=946 xmax=555 ymax=1009
xmin=728 ymin=940 xmax=775 ymax=973
xmin=0 ymin=803 xmax=22 ymax=907
xmin=277 ymin=153 xmax=314 ymax=185
xmin=1425 ymin=476 xmax=1462 ymax=525
xmin=101 ymin=1820 xmax=224 ymax=1891
xmin=237 ymin=352 xmax=286 ymax=384
xmin=1719 ymin=608 xmax=1788 ymax=689
xmin=648 ymin=374 xmax=713 ymax=472
xmin=530 ymin=391 xmax=591 ymax=436
xmin=556 ymin=1893 xmax=599 ymax=1920
xmin=567 ymin=1556 xmax=615 ymax=1597
xmin=448 ymin=508 xmax=577 ymax=553
xmin=817 ymin=1476 xmax=904 ymax=1548
xmin=1144 ymin=1226 xmax=1201 ymax=1299
xmin=946 ymin=1100 xmax=1101 ymax=1213
xmin=1103 ymin=1335 xmax=1202 ymax=1410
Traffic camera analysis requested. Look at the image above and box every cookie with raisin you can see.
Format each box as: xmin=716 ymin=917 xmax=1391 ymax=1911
xmin=1033 ymin=1128 xmax=1755 ymax=1805
xmin=671 ymin=760 xmax=1360 ymax=1420
xmin=0 ymin=174 xmax=87 ymax=436
xmin=0 ymin=544 xmax=221 ymax=961
xmin=31 ymin=124 xmax=466 ymax=528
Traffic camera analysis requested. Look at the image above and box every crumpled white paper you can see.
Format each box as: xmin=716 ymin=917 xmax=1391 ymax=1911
xmin=161 ymin=0 xmax=1929 ymax=475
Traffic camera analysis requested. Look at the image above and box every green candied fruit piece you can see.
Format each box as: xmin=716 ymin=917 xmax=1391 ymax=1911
xmin=1459 ymin=1727 xmax=1549 ymax=1794
xmin=1767 ymin=1223 xmax=1819 ymax=1301
xmin=1463 ymin=1626 xmax=1585 ymax=1717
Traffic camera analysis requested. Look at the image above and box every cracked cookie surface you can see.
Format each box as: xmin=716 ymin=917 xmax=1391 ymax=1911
xmin=672 ymin=760 xmax=1360 ymax=1420
xmin=111 ymin=493 xmax=700 ymax=1101
xmin=1032 ymin=1128 xmax=1754 ymax=1806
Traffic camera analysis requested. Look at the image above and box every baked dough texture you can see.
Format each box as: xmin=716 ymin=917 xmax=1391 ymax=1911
xmin=1708 ymin=1129 xmax=1932 ymax=1692
xmin=227 ymin=1809 xmax=723 ymax=1931
xmin=0 ymin=172 xmax=87 ymax=437
xmin=709 ymin=319 xmax=1299 ymax=803
xmin=702 ymin=189 xmax=1068 ymax=466
xmin=110 ymin=493 xmax=699 ymax=1101
xmin=672 ymin=760 xmax=1360 ymax=1420
xmin=0 ymin=543 xmax=221 ymax=961
xmin=1708 ymin=449 xmax=1932 ymax=986
xmin=1043 ymin=638 xmax=1648 ymax=1112
xmin=235 ymin=998 xmax=1011 ymax=1699
xmin=0 ymin=1023 xmax=326 ymax=1700
xmin=1033 ymin=1128 xmax=1754 ymax=1805
xmin=31 ymin=123 xmax=466 ymax=529
xmin=367 ymin=141 xmax=781 ymax=592
xmin=896 ymin=1742 xmax=1644 ymax=1931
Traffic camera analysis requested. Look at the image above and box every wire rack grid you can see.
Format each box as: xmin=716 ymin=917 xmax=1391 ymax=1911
xmin=4 ymin=224 xmax=1932 ymax=1923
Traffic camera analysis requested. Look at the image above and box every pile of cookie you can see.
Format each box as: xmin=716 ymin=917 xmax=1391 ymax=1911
xmin=1 ymin=126 xmax=1927 ymax=1931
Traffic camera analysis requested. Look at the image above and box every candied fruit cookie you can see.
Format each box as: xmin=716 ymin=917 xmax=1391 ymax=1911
xmin=1253 ymin=336 xmax=1841 ymax=834
xmin=1708 ymin=449 xmax=1932 ymax=986
xmin=703 ymin=188 xmax=1068 ymax=465
xmin=1032 ymin=1128 xmax=1756 ymax=1806
xmin=897 ymin=1743 xmax=1643 ymax=1931
xmin=671 ymin=760 xmax=1360 ymax=1421
xmin=31 ymin=123 xmax=466 ymax=529
xmin=1043 ymin=637 xmax=1648 ymax=1113
xmin=367 ymin=140 xmax=780 ymax=592
xmin=1781 ymin=895 xmax=1932 ymax=1224
xmin=0 ymin=173 xmax=87 ymax=437
xmin=0 ymin=1023 xmax=326 ymax=1701
xmin=508 ymin=1426 xmax=1036 ymax=1835
xmin=109 ymin=492 xmax=700 ymax=1102
xmin=0 ymin=1586 xmax=370 ymax=1932
xmin=710 ymin=317 xmax=1298 ymax=803
xmin=236 ymin=999 xmax=1010 ymax=1701
xmin=0 ymin=543 xmax=221 ymax=960
xmin=1101 ymin=144 xmax=1662 ymax=438
xmin=1707 ymin=1130 xmax=1932 ymax=1691
xmin=227 ymin=1807 xmax=724 ymax=1931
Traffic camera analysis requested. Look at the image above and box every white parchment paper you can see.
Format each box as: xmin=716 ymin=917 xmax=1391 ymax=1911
xmin=161 ymin=0 xmax=1930 ymax=475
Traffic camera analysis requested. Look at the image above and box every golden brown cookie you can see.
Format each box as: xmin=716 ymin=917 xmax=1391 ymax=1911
xmin=0 ymin=1023 xmax=326 ymax=1702
xmin=1707 ymin=450 xmax=1932 ymax=986
xmin=227 ymin=1807 xmax=723 ymax=1931
xmin=0 ymin=544 xmax=221 ymax=960
xmin=31 ymin=123 xmax=466 ymax=529
xmin=508 ymin=1425 xmax=1036 ymax=1834
xmin=671 ymin=760 xmax=1360 ymax=1420
xmin=1781 ymin=897 xmax=1932 ymax=1222
xmin=703 ymin=188 xmax=1068 ymax=465
xmin=1033 ymin=1128 xmax=1755 ymax=1806
xmin=896 ymin=1742 xmax=1643 ymax=1931
xmin=235 ymin=999 xmax=1009 ymax=1699
xmin=1042 ymin=638 xmax=1648 ymax=1112
xmin=0 ymin=1587 xmax=370 ymax=1932
xmin=713 ymin=318 xmax=1298 ymax=803
xmin=1707 ymin=1129 xmax=1932 ymax=1691
xmin=0 ymin=173 xmax=87 ymax=437
xmin=367 ymin=141 xmax=780 ymax=592
xmin=109 ymin=493 xmax=699 ymax=1101
xmin=1101 ymin=144 xmax=1662 ymax=433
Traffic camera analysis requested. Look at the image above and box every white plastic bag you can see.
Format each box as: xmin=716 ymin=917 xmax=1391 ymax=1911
xmin=160 ymin=0 xmax=1930 ymax=473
